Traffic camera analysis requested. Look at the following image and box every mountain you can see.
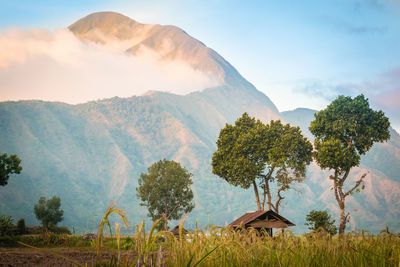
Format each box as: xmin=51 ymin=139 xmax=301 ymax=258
xmin=0 ymin=12 xmax=399 ymax=233
xmin=68 ymin=11 xmax=269 ymax=91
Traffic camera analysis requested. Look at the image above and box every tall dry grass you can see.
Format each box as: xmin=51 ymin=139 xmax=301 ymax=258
xmin=17 ymin=203 xmax=400 ymax=266
xmin=127 ymin=217 xmax=400 ymax=266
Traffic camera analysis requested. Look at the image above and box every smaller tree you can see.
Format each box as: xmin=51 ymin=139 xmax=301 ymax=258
xmin=136 ymin=159 xmax=195 ymax=230
xmin=34 ymin=196 xmax=64 ymax=230
xmin=0 ymin=153 xmax=22 ymax=186
xmin=310 ymin=95 xmax=390 ymax=234
xmin=305 ymin=210 xmax=337 ymax=235
xmin=17 ymin=218 xmax=26 ymax=235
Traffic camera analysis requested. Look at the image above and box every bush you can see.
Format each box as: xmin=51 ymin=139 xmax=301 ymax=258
xmin=17 ymin=218 xmax=26 ymax=235
xmin=305 ymin=210 xmax=337 ymax=235
xmin=0 ymin=235 xmax=19 ymax=247
xmin=0 ymin=215 xmax=14 ymax=236
xmin=48 ymin=225 xmax=71 ymax=234
xmin=122 ymin=236 xmax=135 ymax=249
xmin=19 ymin=233 xmax=91 ymax=247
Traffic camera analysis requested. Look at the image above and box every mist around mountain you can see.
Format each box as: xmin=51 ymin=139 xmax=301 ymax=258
xmin=0 ymin=12 xmax=399 ymax=234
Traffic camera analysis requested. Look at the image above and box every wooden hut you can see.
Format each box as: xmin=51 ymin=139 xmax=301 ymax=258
xmin=228 ymin=209 xmax=295 ymax=236
xmin=170 ymin=225 xmax=188 ymax=239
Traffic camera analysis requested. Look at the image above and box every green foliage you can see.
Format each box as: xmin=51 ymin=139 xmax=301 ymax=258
xmin=34 ymin=196 xmax=64 ymax=230
xmin=19 ymin=233 xmax=91 ymax=248
xmin=48 ymin=225 xmax=71 ymax=234
xmin=310 ymin=95 xmax=390 ymax=174
xmin=212 ymin=113 xmax=312 ymax=211
xmin=0 ymin=215 xmax=14 ymax=236
xmin=212 ymin=113 xmax=267 ymax=189
xmin=0 ymin=235 xmax=19 ymax=247
xmin=305 ymin=210 xmax=337 ymax=235
xmin=137 ymin=159 xmax=195 ymax=228
xmin=0 ymin=153 xmax=22 ymax=186
xmin=121 ymin=236 xmax=135 ymax=249
xmin=16 ymin=218 xmax=26 ymax=235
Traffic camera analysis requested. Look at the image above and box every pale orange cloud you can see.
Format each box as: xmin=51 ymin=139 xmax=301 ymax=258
xmin=0 ymin=28 xmax=220 ymax=104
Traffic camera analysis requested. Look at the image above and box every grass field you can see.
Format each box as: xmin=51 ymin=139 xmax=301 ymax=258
xmin=1 ymin=204 xmax=399 ymax=266
xmin=2 ymin=223 xmax=398 ymax=266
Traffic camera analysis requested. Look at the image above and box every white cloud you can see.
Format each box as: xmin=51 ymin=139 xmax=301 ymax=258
xmin=0 ymin=27 xmax=220 ymax=104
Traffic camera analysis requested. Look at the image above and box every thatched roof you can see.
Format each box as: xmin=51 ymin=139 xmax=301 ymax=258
xmin=170 ymin=225 xmax=188 ymax=236
xmin=228 ymin=209 xmax=295 ymax=229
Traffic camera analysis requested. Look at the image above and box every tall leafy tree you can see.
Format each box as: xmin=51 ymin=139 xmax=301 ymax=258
xmin=34 ymin=196 xmax=64 ymax=230
xmin=0 ymin=153 xmax=22 ymax=186
xmin=136 ymin=159 xmax=194 ymax=230
xmin=305 ymin=210 xmax=337 ymax=235
xmin=212 ymin=113 xmax=312 ymax=213
xmin=309 ymin=95 xmax=390 ymax=234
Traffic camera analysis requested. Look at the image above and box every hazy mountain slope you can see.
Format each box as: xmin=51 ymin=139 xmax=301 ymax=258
xmin=0 ymin=85 xmax=280 ymax=231
xmin=1 ymin=96 xmax=399 ymax=234
xmin=281 ymin=108 xmax=315 ymax=138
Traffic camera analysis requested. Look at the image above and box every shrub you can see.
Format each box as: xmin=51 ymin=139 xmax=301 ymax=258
xmin=0 ymin=215 xmax=14 ymax=236
xmin=305 ymin=210 xmax=337 ymax=235
xmin=48 ymin=225 xmax=71 ymax=234
xmin=0 ymin=235 xmax=19 ymax=247
xmin=16 ymin=218 xmax=26 ymax=235
xmin=121 ymin=236 xmax=135 ymax=249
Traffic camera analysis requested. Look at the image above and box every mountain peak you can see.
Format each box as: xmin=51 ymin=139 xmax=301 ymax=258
xmin=68 ymin=11 xmax=144 ymax=42
xmin=67 ymin=11 xmax=279 ymax=112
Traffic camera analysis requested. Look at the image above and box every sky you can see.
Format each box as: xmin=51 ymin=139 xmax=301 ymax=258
xmin=0 ymin=0 xmax=399 ymax=130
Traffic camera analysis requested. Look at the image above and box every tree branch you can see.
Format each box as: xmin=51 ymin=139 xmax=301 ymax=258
xmin=263 ymin=167 xmax=275 ymax=211
xmin=261 ymin=183 xmax=266 ymax=210
xmin=261 ymin=167 xmax=275 ymax=210
xmin=166 ymin=204 xmax=180 ymax=220
xmin=252 ymin=180 xmax=262 ymax=211
xmin=344 ymin=173 xmax=367 ymax=197
xmin=339 ymin=169 xmax=350 ymax=186
xmin=333 ymin=171 xmax=341 ymax=204
xmin=345 ymin=212 xmax=350 ymax=223
xmin=273 ymin=187 xmax=285 ymax=214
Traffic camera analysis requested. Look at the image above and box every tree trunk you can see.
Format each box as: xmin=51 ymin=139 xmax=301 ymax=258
xmin=252 ymin=180 xmax=262 ymax=211
xmin=266 ymin=180 xmax=272 ymax=210
xmin=338 ymin=201 xmax=346 ymax=235
xmin=163 ymin=214 xmax=168 ymax=231
xmin=332 ymin=169 xmax=351 ymax=235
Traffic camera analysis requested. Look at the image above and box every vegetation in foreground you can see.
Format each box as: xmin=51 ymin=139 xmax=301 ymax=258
xmin=2 ymin=221 xmax=398 ymax=266
xmin=3 ymin=202 xmax=399 ymax=267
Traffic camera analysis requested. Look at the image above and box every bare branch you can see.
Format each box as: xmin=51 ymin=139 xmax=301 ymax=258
xmin=344 ymin=173 xmax=367 ymax=197
xmin=166 ymin=204 xmax=180 ymax=220
xmin=273 ymin=187 xmax=285 ymax=213
xmin=261 ymin=182 xmax=266 ymax=210
xmin=345 ymin=212 xmax=350 ymax=223
xmin=339 ymin=169 xmax=350 ymax=186
xmin=332 ymin=171 xmax=341 ymax=204
xmin=263 ymin=166 xmax=275 ymax=180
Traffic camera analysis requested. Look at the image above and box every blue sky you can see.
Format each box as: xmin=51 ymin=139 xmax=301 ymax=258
xmin=1 ymin=0 xmax=399 ymax=129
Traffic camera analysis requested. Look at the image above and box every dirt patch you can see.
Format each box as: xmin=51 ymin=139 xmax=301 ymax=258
xmin=0 ymin=248 xmax=133 ymax=266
